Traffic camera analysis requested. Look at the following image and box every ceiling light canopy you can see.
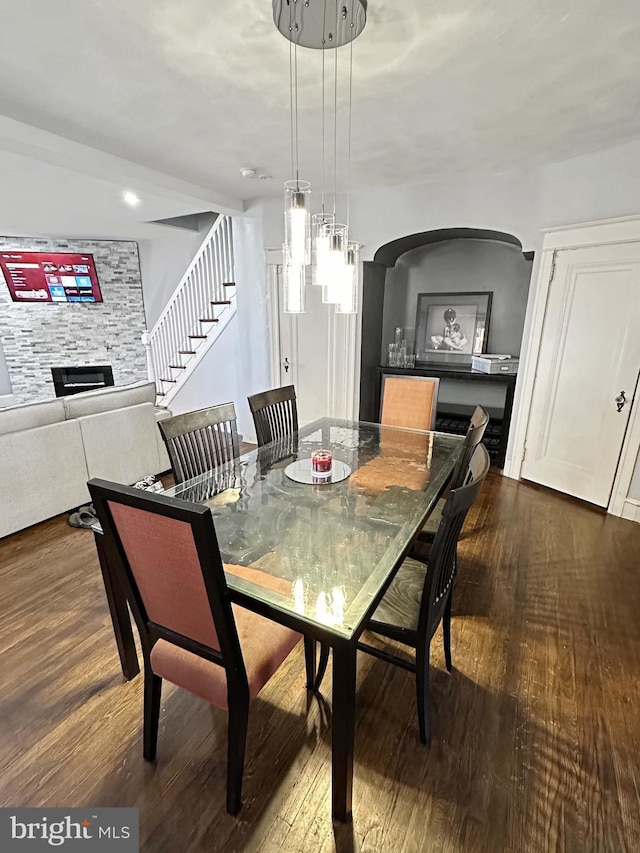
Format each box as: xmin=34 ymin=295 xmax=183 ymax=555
xmin=274 ymin=0 xmax=365 ymax=316
xmin=272 ymin=0 xmax=367 ymax=50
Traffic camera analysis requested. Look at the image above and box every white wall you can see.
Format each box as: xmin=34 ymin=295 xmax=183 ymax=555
xmin=138 ymin=214 xmax=217 ymax=329
xmin=247 ymin=137 xmax=640 ymax=497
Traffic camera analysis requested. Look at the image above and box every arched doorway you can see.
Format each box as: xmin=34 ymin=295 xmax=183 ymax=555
xmin=360 ymin=228 xmax=533 ymax=464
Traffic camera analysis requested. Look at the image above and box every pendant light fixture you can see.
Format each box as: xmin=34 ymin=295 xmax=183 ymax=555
xmin=336 ymin=241 xmax=360 ymax=314
xmin=273 ymin=0 xmax=366 ymax=315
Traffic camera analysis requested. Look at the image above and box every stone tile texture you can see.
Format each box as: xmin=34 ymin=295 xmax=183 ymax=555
xmin=0 ymin=237 xmax=147 ymax=404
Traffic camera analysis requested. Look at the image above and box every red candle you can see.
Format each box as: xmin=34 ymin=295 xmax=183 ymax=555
xmin=312 ymin=449 xmax=332 ymax=474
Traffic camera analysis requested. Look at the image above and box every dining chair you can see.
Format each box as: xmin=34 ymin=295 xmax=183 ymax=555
xmin=354 ymin=443 xmax=490 ymax=744
xmin=88 ymin=478 xmax=315 ymax=815
xmin=248 ymin=385 xmax=298 ymax=447
xmin=158 ymin=402 xmax=240 ymax=485
xmin=380 ymin=375 xmax=440 ymax=431
xmin=415 ymin=404 xmax=489 ymax=542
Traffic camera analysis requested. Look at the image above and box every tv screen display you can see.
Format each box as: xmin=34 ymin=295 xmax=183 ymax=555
xmin=0 ymin=251 xmax=103 ymax=303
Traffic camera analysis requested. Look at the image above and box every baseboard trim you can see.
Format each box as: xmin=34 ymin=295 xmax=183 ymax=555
xmin=621 ymin=499 xmax=640 ymax=523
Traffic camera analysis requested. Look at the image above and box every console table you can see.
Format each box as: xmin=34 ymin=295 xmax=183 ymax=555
xmin=376 ymin=365 xmax=518 ymax=468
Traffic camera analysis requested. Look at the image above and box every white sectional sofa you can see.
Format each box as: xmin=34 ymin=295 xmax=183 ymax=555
xmin=0 ymin=381 xmax=171 ymax=539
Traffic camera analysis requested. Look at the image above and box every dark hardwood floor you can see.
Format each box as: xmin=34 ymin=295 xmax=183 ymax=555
xmin=1 ymin=471 xmax=639 ymax=852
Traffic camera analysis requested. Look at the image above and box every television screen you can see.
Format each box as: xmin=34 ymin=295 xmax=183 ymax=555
xmin=0 ymin=251 xmax=103 ymax=303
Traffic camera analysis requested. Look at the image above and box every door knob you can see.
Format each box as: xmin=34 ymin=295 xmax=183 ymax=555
xmin=283 ymin=358 xmax=290 ymax=373
xmin=615 ymin=390 xmax=627 ymax=413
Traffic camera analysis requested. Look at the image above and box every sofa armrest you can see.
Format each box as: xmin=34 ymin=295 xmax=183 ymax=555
xmin=154 ymin=406 xmax=172 ymax=472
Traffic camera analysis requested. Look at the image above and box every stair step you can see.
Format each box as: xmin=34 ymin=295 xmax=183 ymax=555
xmin=199 ymin=318 xmax=219 ymax=323
xmin=188 ymin=335 xmax=208 ymax=339
xmin=211 ymin=300 xmax=232 ymax=305
xmin=159 ymin=378 xmax=177 ymax=383
xmin=168 ymin=365 xmax=187 ymax=370
xmin=178 ymin=350 xmax=196 ymax=355
xmin=222 ymin=282 xmax=236 ymax=287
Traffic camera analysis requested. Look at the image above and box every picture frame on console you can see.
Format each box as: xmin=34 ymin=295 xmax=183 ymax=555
xmin=415 ymin=291 xmax=492 ymax=365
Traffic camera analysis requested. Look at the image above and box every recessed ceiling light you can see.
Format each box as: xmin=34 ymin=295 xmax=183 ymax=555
xmin=123 ymin=190 xmax=141 ymax=207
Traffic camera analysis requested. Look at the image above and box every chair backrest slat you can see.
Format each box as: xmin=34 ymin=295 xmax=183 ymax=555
xmin=418 ymin=443 xmax=490 ymax=645
xmin=159 ymin=402 xmax=240 ymax=484
xmin=248 ymin=386 xmax=298 ymax=447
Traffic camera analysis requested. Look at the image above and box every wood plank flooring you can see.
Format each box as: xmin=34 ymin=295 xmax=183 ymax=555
xmin=1 ymin=472 xmax=639 ymax=851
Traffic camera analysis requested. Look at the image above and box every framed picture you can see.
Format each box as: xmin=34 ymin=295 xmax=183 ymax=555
xmin=415 ymin=291 xmax=492 ymax=365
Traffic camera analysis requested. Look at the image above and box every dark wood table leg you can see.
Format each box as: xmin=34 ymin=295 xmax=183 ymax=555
xmin=331 ymin=641 xmax=357 ymax=822
xmin=93 ymin=531 xmax=140 ymax=680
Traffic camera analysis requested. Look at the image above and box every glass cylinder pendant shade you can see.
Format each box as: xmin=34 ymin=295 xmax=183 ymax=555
xmin=336 ymin=241 xmax=360 ymax=315
xmin=282 ymin=244 xmax=305 ymax=314
xmin=284 ymin=180 xmax=311 ymax=267
xmin=320 ymin=225 xmax=348 ymax=304
xmin=311 ymin=213 xmax=335 ymax=285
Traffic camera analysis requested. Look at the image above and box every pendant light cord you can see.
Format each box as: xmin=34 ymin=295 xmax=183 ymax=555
xmin=294 ymin=39 xmax=300 ymax=185
xmin=321 ymin=0 xmax=327 ymax=214
xmin=347 ymin=17 xmax=354 ymax=232
xmin=333 ymin=0 xmax=339 ymax=219
xmin=288 ymin=6 xmax=295 ymax=184
xmin=288 ymin=3 xmax=301 ymax=188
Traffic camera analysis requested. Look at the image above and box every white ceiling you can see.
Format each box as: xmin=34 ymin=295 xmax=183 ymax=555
xmin=0 ymin=0 xmax=639 ymax=204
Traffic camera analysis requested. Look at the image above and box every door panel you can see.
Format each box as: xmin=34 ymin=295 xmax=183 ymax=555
xmin=522 ymin=244 xmax=640 ymax=506
xmin=277 ymin=268 xmax=330 ymax=425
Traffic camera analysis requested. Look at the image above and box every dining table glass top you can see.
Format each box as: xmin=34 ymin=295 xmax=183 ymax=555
xmin=165 ymin=418 xmax=464 ymax=640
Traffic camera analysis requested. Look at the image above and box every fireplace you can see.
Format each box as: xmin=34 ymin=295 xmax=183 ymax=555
xmin=51 ymin=365 xmax=114 ymax=397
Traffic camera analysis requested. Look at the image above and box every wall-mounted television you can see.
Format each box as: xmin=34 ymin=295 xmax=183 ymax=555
xmin=0 ymin=251 xmax=103 ymax=303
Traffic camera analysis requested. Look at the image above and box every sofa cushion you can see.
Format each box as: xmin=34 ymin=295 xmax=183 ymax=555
xmin=63 ymin=381 xmax=156 ymax=419
xmin=0 ymin=398 xmax=66 ymax=436
xmin=0 ymin=419 xmax=90 ymax=538
xmin=78 ymin=402 xmax=162 ymax=484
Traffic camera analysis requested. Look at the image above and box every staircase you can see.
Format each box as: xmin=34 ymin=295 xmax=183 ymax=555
xmin=143 ymin=215 xmax=236 ymax=407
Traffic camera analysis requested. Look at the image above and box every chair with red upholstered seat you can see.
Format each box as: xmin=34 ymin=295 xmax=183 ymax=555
xmin=88 ymin=478 xmax=311 ymax=815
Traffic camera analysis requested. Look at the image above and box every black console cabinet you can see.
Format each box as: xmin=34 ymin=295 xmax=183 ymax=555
xmin=375 ymin=365 xmax=518 ymax=468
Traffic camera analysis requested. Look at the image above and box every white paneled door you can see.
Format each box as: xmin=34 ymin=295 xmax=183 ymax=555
xmin=276 ymin=267 xmax=330 ymax=425
xmin=522 ymin=243 xmax=640 ymax=506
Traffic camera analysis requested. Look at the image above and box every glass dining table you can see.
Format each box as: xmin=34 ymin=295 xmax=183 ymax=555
xmin=93 ymin=418 xmax=463 ymax=822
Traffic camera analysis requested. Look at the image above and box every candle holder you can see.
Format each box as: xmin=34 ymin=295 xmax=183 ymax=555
xmin=311 ymin=450 xmax=332 ymax=477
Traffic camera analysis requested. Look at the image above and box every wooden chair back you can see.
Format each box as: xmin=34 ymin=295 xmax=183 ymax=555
xmin=158 ymin=402 xmax=239 ymax=484
xmin=380 ymin=375 xmax=439 ymax=431
xmin=450 ymin=405 xmax=490 ymax=488
xmin=418 ymin=443 xmax=490 ymax=646
xmin=88 ymin=479 xmax=247 ymax=689
xmin=248 ymin=385 xmax=298 ymax=447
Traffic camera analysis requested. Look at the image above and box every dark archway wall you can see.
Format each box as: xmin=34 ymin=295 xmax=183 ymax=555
xmin=359 ymin=231 xmax=533 ymax=421
xmin=383 ymin=238 xmax=533 ymax=360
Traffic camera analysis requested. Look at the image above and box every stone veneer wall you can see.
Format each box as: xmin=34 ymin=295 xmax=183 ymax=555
xmin=0 ymin=237 xmax=147 ymax=404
